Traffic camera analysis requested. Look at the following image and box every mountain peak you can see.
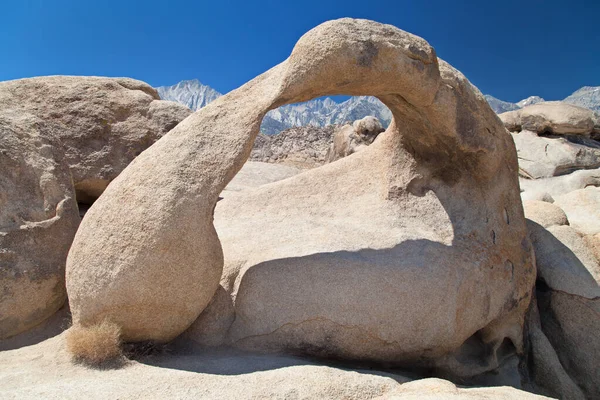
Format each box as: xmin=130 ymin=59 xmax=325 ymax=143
xmin=157 ymin=80 xmax=222 ymax=111
xmin=562 ymin=86 xmax=600 ymax=112
xmin=156 ymin=79 xmax=392 ymax=135
xmin=516 ymin=96 xmax=544 ymax=108
xmin=483 ymin=95 xmax=521 ymax=113
xmin=156 ymin=79 xmax=600 ymax=132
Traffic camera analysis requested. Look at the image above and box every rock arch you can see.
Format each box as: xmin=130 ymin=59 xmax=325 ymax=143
xmin=66 ymin=18 xmax=535 ymax=374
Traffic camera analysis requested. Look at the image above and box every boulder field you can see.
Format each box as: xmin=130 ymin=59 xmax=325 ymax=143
xmin=1 ymin=17 xmax=599 ymax=400
xmin=500 ymin=102 xmax=600 ymax=179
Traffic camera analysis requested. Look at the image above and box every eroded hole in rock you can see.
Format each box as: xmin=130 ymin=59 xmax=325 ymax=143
xmin=406 ymin=176 xmax=430 ymax=197
xmin=250 ymin=96 xmax=391 ymax=168
xmin=535 ymin=278 xmax=551 ymax=294
xmin=503 ymin=208 xmax=510 ymax=224
xmin=496 ymin=337 xmax=517 ymax=363
xmin=538 ymin=128 xmax=556 ymax=138
xmin=505 ymin=260 xmax=514 ymax=281
xmin=75 ymin=179 xmax=110 ymax=218
xmin=453 ymin=330 xmax=493 ymax=368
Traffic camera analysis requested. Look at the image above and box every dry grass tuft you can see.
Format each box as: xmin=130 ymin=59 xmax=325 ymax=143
xmin=66 ymin=320 xmax=124 ymax=367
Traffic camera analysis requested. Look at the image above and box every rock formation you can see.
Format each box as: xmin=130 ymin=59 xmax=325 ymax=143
xmin=0 ymin=111 xmax=80 ymax=339
xmin=0 ymin=77 xmax=191 ymax=339
xmin=519 ymin=167 xmax=600 ymax=201
xmin=222 ymin=162 xmax=301 ymax=198
xmin=554 ymin=186 xmax=600 ymax=235
xmin=326 ymin=115 xmax=384 ymax=162
xmin=1 ymin=15 xmax=599 ymax=399
xmin=527 ymin=218 xmax=600 ymax=399
xmin=500 ymin=102 xmax=600 ymax=178
xmin=250 ymin=115 xmax=386 ymax=167
xmin=500 ymin=101 xmax=599 ymax=135
xmin=522 ymin=200 xmax=569 ymax=228
xmin=250 ymin=125 xmax=339 ymax=167
xmin=0 ymin=76 xmax=192 ymax=205
xmin=64 ymin=20 xmax=535 ymax=388
xmin=0 ymin=333 xmax=553 ymax=399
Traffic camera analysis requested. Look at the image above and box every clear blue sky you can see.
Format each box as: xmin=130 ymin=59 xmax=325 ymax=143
xmin=1 ymin=0 xmax=598 ymax=102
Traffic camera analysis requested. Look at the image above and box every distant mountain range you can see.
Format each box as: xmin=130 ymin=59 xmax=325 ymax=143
xmin=563 ymin=86 xmax=600 ymax=112
xmin=156 ymin=79 xmax=599 ymax=134
xmin=485 ymin=88 xmax=600 ymax=114
xmin=156 ymin=79 xmax=221 ymax=110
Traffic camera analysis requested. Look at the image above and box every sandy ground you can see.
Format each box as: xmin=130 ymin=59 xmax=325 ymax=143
xmin=0 ymin=311 xmax=551 ymax=400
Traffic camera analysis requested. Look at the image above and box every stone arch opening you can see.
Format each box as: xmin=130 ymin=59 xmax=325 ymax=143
xmin=66 ymin=19 xmax=535 ymax=384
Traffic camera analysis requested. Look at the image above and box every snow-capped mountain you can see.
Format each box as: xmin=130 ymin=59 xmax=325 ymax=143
xmin=485 ymin=88 xmax=600 ymax=115
xmin=563 ymin=86 xmax=600 ymax=112
xmin=516 ymin=96 xmax=545 ymax=108
xmin=156 ymin=79 xmax=599 ymax=134
xmin=155 ymin=80 xmax=391 ymax=135
xmin=261 ymin=96 xmax=392 ymax=135
xmin=483 ymin=95 xmax=521 ymax=114
xmin=156 ymin=79 xmax=221 ymax=111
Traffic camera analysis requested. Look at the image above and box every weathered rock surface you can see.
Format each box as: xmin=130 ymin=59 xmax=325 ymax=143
xmin=519 ymin=167 xmax=600 ymax=199
xmin=585 ymin=233 xmax=600 ymax=263
xmin=523 ymin=200 xmax=568 ymax=228
xmin=520 ymin=190 xmax=555 ymax=203
xmin=0 ymin=111 xmax=80 ymax=339
xmin=326 ymin=116 xmax=384 ymax=162
xmin=503 ymin=102 xmax=600 ymax=179
xmin=536 ymin=289 xmax=600 ymax=400
xmin=65 ymin=18 xmax=534 ymax=378
xmin=527 ymin=220 xmax=600 ymax=399
xmin=512 ymin=130 xmax=600 ymax=178
xmin=0 ymin=333 xmax=551 ymax=400
xmin=381 ymin=378 xmax=550 ymax=399
xmin=500 ymin=101 xmax=600 ymax=135
xmin=250 ymin=125 xmax=339 ymax=167
xmin=525 ymin=298 xmax=586 ymax=400
xmin=0 ymin=76 xmax=192 ymax=204
xmin=217 ymin=20 xmax=534 ymax=375
xmin=221 ymin=161 xmax=302 ymax=198
xmin=554 ymin=186 xmax=600 ymax=235
xmin=500 ymin=109 xmax=522 ymax=132
xmin=528 ymin=223 xmax=600 ymax=298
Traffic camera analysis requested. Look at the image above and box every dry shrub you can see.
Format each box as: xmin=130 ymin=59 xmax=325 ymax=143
xmin=66 ymin=320 xmax=123 ymax=367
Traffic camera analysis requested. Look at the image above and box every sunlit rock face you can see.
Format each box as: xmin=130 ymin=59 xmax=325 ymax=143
xmin=73 ymin=17 xmax=536 ymax=377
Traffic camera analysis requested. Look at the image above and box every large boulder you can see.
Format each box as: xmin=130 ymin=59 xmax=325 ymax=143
xmin=0 ymin=111 xmax=80 ymax=339
xmin=511 ymin=130 xmax=600 ymax=178
xmin=522 ymin=200 xmax=568 ymax=228
xmin=66 ymin=18 xmax=535 ymax=373
xmin=525 ymin=297 xmax=586 ymax=400
xmin=554 ymin=186 xmax=600 ymax=235
xmin=528 ymin=223 xmax=600 ymax=298
xmin=528 ymin=222 xmax=600 ymax=398
xmin=501 ymin=102 xmax=600 ymax=179
xmin=519 ymin=167 xmax=600 ymax=200
xmin=326 ymin=116 xmax=384 ymax=162
xmin=0 ymin=76 xmax=192 ymax=204
xmin=500 ymin=101 xmax=600 ymax=135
